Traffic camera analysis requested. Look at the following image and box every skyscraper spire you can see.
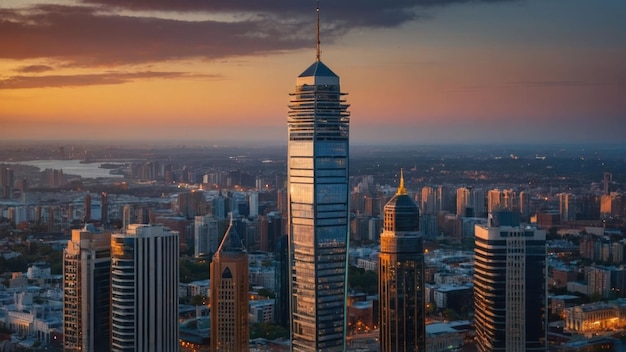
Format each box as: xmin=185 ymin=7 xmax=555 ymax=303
xmin=316 ymin=0 xmax=321 ymax=61
xmin=397 ymin=168 xmax=407 ymax=195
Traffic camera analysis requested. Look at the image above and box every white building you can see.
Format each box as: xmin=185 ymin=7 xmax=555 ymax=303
xmin=194 ymin=215 xmax=219 ymax=257
xmin=111 ymin=224 xmax=179 ymax=352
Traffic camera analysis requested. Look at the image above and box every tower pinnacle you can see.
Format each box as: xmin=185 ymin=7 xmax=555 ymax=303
xmin=397 ymin=169 xmax=407 ymax=195
xmin=316 ymin=0 xmax=321 ymax=61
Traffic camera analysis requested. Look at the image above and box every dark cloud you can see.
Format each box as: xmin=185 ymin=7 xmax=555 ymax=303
xmin=0 ymin=5 xmax=312 ymax=66
xmin=80 ymin=0 xmax=513 ymax=25
xmin=16 ymin=65 xmax=55 ymax=73
xmin=0 ymin=71 xmax=217 ymax=89
xmin=0 ymin=0 xmax=517 ymax=67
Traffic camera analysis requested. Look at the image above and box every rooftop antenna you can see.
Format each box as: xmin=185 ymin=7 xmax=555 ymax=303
xmin=316 ymin=0 xmax=321 ymax=61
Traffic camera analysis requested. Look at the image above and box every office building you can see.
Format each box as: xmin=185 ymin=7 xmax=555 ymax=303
xmin=287 ymin=4 xmax=351 ymax=350
xmin=101 ymin=192 xmax=108 ymax=225
xmin=210 ymin=219 xmax=249 ymax=352
xmin=110 ymin=224 xmax=179 ymax=352
xmin=474 ymin=212 xmax=547 ymax=352
xmin=379 ymin=172 xmax=425 ymax=352
xmin=84 ymin=193 xmax=91 ymax=222
xmin=194 ymin=214 xmax=220 ymax=257
xmin=558 ymin=192 xmax=577 ymax=221
xmin=63 ymin=225 xmax=111 ymax=352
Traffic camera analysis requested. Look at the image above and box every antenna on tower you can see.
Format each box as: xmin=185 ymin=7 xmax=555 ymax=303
xmin=316 ymin=0 xmax=321 ymax=61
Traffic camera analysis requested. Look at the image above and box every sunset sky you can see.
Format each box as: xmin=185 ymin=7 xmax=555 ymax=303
xmin=1 ymin=0 xmax=625 ymax=145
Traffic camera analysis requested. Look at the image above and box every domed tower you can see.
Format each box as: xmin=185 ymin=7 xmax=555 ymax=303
xmin=379 ymin=170 xmax=425 ymax=352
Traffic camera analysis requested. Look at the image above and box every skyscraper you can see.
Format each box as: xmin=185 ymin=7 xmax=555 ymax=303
xmin=110 ymin=224 xmax=179 ymax=352
xmin=287 ymin=3 xmax=350 ymax=350
xmin=379 ymin=172 xmax=425 ymax=352
xmin=63 ymin=225 xmax=111 ymax=352
xmin=456 ymin=187 xmax=471 ymax=217
xmin=101 ymin=192 xmax=108 ymax=225
xmin=474 ymin=212 xmax=547 ymax=352
xmin=194 ymin=214 xmax=220 ymax=257
xmin=603 ymin=172 xmax=612 ymax=195
xmin=210 ymin=219 xmax=249 ymax=352
xmin=558 ymin=192 xmax=576 ymax=221
xmin=84 ymin=193 xmax=91 ymax=222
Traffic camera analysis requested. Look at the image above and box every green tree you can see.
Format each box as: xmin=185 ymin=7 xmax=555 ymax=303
xmin=250 ymin=323 xmax=289 ymax=340
xmin=443 ymin=308 xmax=459 ymax=321
xmin=257 ymin=288 xmax=275 ymax=299
xmin=348 ymin=266 xmax=378 ymax=294
xmin=189 ymin=295 xmax=207 ymax=306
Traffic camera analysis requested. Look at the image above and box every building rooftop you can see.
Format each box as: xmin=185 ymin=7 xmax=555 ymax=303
xmin=298 ymin=61 xmax=338 ymax=78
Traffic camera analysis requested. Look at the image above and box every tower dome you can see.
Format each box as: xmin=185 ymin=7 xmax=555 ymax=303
xmin=384 ymin=170 xmax=419 ymax=232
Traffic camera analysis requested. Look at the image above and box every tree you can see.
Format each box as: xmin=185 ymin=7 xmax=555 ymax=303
xmin=443 ymin=308 xmax=459 ymax=321
xmin=190 ymin=295 xmax=207 ymax=306
xmin=257 ymin=288 xmax=275 ymax=299
xmin=250 ymin=323 xmax=289 ymax=340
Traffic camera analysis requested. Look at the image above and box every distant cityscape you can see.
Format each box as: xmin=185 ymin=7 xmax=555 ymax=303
xmin=0 ymin=139 xmax=624 ymax=351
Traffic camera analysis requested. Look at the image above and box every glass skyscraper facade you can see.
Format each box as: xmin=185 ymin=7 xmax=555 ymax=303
xmin=287 ymin=59 xmax=350 ymax=352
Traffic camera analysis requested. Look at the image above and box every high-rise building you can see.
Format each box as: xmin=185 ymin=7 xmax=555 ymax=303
xmin=249 ymin=191 xmax=259 ymax=217
xmin=194 ymin=214 xmax=220 ymax=257
xmin=84 ymin=193 xmax=91 ymax=222
xmin=210 ymin=219 xmax=249 ymax=352
xmin=259 ymin=212 xmax=282 ymax=252
xmin=518 ymin=191 xmax=530 ymax=220
xmin=487 ymin=189 xmax=516 ymax=213
xmin=287 ymin=3 xmax=350 ymax=350
xmin=122 ymin=204 xmax=134 ymax=230
xmin=0 ymin=167 xmax=14 ymax=199
xmin=379 ymin=172 xmax=425 ymax=352
xmin=474 ymin=212 xmax=547 ymax=352
xmin=63 ymin=225 xmax=111 ymax=352
xmin=558 ymin=193 xmax=577 ymax=221
xmin=604 ymin=172 xmax=612 ymax=195
xmin=456 ymin=187 xmax=471 ymax=217
xmin=421 ymin=186 xmax=450 ymax=215
xmin=274 ymin=235 xmax=290 ymax=328
xmin=101 ymin=192 xmax=108 ymax=225
xmin=110 ymin=224 xmax=179 ymax=352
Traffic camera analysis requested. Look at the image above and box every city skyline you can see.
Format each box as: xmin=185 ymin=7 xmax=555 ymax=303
xmin=1 ymin=0 xmax=625 ymax=145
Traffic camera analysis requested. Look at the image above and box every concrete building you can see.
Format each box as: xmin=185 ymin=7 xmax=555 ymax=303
xmin=474 ymin=211 xmax=547 ymax=352
xmin=63 ymin=225 xmax=111 ymax=352
xmin=110 ymin=224 xmax=179 ymax=352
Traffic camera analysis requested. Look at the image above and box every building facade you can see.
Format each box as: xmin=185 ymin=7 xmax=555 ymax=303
xmin=379 ymin=173 xmax=425 ymax=352
xmin=63 ymin=225 xmax=111 ymax=352
xmin=210 ymin=220 xmax=249 ymax=352
xmin=110 ymin=224 xmax=179 ymax=352
xmin=287 ymin=45 xmax=351 ymax=351
xmin=474 ymin=212 xmax=547 ymax=352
